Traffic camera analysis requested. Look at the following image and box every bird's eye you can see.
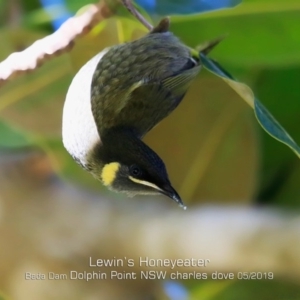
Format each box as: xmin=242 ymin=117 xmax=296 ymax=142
xmin=129 ymin=165 xmax=142 ymax=177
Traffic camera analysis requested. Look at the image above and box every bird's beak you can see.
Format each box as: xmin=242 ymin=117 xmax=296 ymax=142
xmin=160 ymin=184 xmax=187 ymax=210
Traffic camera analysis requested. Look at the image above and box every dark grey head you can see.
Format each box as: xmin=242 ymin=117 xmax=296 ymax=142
xmin=96 ymin=127 xmax=185 ymax=208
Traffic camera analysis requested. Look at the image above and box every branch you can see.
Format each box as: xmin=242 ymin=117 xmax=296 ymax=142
xmin=0 ymin=0 xmax=154 ymax=87
xmin=0 ymin=1 xmax=113 ymax=85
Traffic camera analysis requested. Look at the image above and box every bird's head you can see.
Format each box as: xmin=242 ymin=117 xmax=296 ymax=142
xmin=95 ymin=129 xmax=185 ymax=209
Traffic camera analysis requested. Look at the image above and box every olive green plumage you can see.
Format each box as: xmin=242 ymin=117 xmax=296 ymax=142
xmin=62 ymin=18 xmax=209 ymax=208
xmin=91 ymin=26 xmax=200 ymax=138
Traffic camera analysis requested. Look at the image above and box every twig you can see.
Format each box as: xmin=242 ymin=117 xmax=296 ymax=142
xmin=121 ymin=0 xmax=153 ymax=31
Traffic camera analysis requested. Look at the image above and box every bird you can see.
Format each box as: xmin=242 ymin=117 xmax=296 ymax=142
xmin=62 ymin=18 xmax=217 ymax=209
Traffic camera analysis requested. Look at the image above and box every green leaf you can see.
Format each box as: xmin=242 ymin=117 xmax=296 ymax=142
xmin=200 ymin=53 xmax=300 ymax=158
xmin=170 ymin=1 xmax=300 ymax=67
xmin=0 ymin=291 xmax=8 ymax=300
xmin=254 ymin=100 xmax=300 ymax=158
xmin=252 ymin=67 xmax=300 ymax=205
xmin=198 ymin=279 xmax=300 ymax=300
xmin=189 ymin=281 xmax=232 ymax=300
xmin=0 ymin=120 xmax=32 ymax=148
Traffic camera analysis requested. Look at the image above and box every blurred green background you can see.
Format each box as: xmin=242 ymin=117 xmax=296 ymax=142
xmin=0 ymin=0 xmax=300 ymax=299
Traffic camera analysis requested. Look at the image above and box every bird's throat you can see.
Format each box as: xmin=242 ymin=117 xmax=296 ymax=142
xmin=98 ymin=126 xmax=145 ymax=165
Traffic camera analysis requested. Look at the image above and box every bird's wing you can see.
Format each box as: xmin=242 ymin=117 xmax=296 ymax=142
xmin=161 ymin=65 xmax=201 ymax=97
xmin=123 ymin=63 xmax=201 ymax=106
xmin=109 ymin=65 xmax=201 ymax=137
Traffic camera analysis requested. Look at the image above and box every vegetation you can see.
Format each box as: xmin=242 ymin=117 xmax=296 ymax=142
xmin=0 ymin=0 xmax=299 ymax=299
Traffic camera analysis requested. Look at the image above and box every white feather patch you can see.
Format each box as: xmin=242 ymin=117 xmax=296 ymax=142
xmin=62 ymin=49 xmax=109 ymax=167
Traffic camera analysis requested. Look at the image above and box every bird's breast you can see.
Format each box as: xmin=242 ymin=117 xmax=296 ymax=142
xmin=62 ymin=49 xmax=109 ymax=169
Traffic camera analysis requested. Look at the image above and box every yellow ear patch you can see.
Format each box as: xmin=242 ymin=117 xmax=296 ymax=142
xmin=101 ymin=162 xmax=120 ymax=186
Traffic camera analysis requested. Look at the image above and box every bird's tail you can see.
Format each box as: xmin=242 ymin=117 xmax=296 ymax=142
xmin=196 ymin=35 xmax=227 ymax=55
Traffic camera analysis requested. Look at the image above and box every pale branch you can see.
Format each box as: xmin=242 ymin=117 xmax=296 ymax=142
xmin=0 ymin=0 xmax=154 ymax=86
xmin=0 ymin=1 xmax=112 ymax=85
